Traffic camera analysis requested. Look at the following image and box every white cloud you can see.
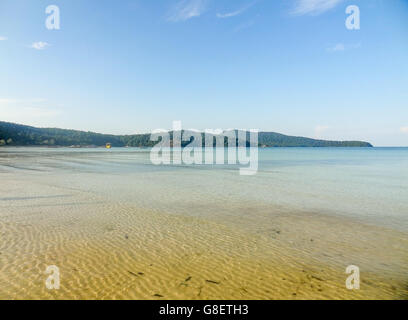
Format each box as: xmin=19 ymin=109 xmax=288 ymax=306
xmin=292 ymin=0 xmax=344 ymax=15
xmin=0 ymin=98 xmax=60 ymax=123
xmin=315 ymin=125 xmax=329 ymax=138
xmin=0 ymin=36 xmax=7 ymax=41
xmin=30 ymin=41 xmax=50 ymax=50
xmin=400 ymin=127 xmax=408 ymax=134
xmin=326 ymin=42 xmax=361 ymax=53
xmin=167 ymin=0 xmax=207 ymax=22
xmin=234 ymin=20 xmax=255 ymax=32
xmin=327 ymin=43 xmax=345 ymax=52
xmin=217 ymin=2 xmax=256 ymax=19
xmin=0 ymin=98 xmax=17 ymax=104
xmin=0 ymin=98 xmax=47 ymax=105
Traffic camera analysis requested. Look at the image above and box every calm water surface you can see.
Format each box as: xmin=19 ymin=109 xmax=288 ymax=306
xmin=1 ymin=147 xmax=407 ymax=231
xmin=1 ymin=147 xmax=408 ymax=299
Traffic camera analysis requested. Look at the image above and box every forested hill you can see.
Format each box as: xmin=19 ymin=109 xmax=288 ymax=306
xmin=0 ymin=121 xmax=373 ymax=148
xmin=257 ymin=132 xmax=372 ymax=147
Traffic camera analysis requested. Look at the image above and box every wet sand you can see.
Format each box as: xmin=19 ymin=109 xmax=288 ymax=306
xmin=1 ymin=172 xmax=407 ymax=300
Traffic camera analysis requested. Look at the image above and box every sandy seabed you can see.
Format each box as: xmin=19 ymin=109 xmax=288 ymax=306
xmin=0 ymin=172 xmax=407 ymax=300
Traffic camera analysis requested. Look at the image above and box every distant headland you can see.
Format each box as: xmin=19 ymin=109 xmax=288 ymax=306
xmin=0 ymin=121 xmax=373 ymax=148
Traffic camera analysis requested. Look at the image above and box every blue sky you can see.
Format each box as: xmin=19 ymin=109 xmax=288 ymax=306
xmin=0 ymin=0 xmax=407 ymax=146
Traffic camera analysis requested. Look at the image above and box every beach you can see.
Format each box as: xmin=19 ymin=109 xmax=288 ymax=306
xmin=0 ymin=147 xmax=407 ymax=299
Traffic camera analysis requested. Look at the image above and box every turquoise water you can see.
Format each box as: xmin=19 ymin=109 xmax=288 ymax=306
xmin=258 ymin=148 xmax=408 ymax=228
xmin=1 ymin=147 xmax=408 ymax=231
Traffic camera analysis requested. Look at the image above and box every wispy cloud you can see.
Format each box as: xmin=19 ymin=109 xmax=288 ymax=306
xmin=234 ymin=19 xmax=256 ymax=32
xmin=326 ymin=42 xmax=361 ymax=53
xmin=0 ymin=98 xmax=47 ymax=104
xmin=315 ymin=125 xmax=329 ymax=138
xmin=291 ymin=0 xmax=344 ymax=15
xmin=217 ymin=2 xmax=256 ymax=19
xmin=400 ymin=127 xmax=408 ymax=134
xmin=0 ymin=98 xmax=60 ymax=122
xmin=30 ymin=41 xmax=50 ymax=50
xmin=167 ymin=0 xmax=208 ymax=22
xmin=0 ymin=36 xmax=7 ymax=41
xmin=327 ymin=43 xmax=345 ymax=52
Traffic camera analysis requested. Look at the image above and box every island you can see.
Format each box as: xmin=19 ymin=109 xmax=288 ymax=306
xmin=0 ymin=121 xmax=373 ymax=148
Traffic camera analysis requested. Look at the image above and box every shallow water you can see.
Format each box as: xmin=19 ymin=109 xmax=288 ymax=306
xmin=0 ymin=147 xmax=407 ymax=299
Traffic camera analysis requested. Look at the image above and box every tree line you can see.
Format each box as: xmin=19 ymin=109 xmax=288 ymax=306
xmin=0 ymin=121 xmax=373 ymax=148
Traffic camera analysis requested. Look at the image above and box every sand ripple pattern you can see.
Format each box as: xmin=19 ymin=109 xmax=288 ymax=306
xmin=0 ymin=149 xmax=407 ymax=300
